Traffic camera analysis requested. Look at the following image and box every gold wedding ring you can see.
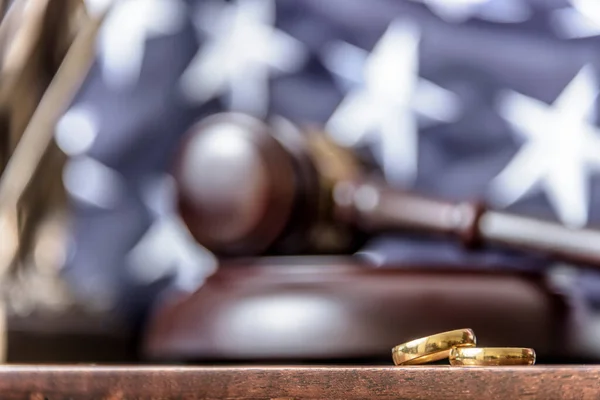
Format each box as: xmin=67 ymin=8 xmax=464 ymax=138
xmin=449 ymin=347 xmax=536 ymax=366
xmin=392 ymin=328 xmax=476 ymax=365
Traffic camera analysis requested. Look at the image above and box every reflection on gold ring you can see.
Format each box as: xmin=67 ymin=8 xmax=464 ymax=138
xmin=392 ymin=328 xmax=476 ymax=366
xmin=449 ymin=347 xmax=536 ymax=366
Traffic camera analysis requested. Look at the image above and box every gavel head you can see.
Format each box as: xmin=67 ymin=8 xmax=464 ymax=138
xmin=173 ymin=112 xmax=364 ymax=257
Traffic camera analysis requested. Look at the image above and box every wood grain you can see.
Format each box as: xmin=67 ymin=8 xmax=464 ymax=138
xmin=0 ymin=365 xmax=597 ymax=399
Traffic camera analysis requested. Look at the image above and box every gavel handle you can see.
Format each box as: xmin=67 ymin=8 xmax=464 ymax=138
xmin=333 ymin=180 xmax=600 ymax=267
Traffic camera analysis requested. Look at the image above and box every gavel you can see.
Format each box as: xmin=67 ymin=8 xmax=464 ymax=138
xmin=174 ymin=112 xmax=600 ymax=268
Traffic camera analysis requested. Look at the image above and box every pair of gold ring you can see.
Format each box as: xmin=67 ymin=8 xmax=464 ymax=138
xmin=392 ymin=328 xmax=536 ymax=366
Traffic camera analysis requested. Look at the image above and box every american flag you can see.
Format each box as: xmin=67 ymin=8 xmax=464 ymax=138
xmin=59 ymin=0 xmax=600 ymax=318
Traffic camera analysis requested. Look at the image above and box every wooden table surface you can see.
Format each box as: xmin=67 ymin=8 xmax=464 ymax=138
xmin=0 ymin=365 xmax=598 ymax=399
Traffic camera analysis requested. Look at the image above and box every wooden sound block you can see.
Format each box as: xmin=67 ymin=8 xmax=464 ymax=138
xmin=142 ymin=257 xmax=574 ymax=362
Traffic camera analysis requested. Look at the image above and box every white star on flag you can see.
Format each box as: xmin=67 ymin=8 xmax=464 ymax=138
xmin=55 ymin=106 xmax=98 ymax=157
xmin=323 ymin=20 xmax=461 ymax=187
xmin=127 ymin=175 xmax=217 ymax=292
xmin=489 ymin=65 xmax=600 ymax=228
xmin=408 ymin=0 xmax=531 ymax=24
xmin=62 ymin=156 xmax=126 ymax=210
xmin=96 ymin=0 xmax=187 ymax=89
xmin=179 ymin=0 xmax=307 ymax=118
xmin=552 ymin=0 xmax=600 ymax=39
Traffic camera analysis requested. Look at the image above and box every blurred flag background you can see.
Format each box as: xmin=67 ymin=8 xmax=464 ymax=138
xmin=8 ymin=0 xmax=597 ymax=361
